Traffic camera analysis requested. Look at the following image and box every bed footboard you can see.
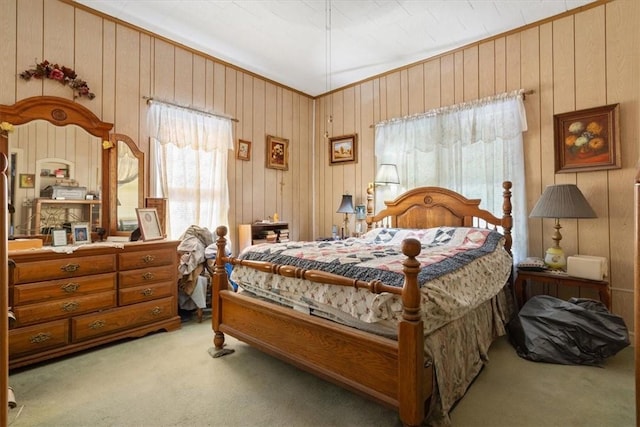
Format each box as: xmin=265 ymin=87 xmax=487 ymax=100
xmin=211 ymin=226 xmax=432 ymax=426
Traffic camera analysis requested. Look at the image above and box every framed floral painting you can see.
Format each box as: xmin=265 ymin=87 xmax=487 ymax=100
xmin=236 ymin=139 xmax=251 ymax=161
xmin=266 ymin=135 xmax=289 ymax=170
xmin=554 ymin=104 xmax=620 ymax=173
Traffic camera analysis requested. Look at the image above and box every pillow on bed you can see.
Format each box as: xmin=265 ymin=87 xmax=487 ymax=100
xmin=361 ymin=226 xmax=493 ymax=247
xmin=360 ymin=227 xmax=443 ymax=246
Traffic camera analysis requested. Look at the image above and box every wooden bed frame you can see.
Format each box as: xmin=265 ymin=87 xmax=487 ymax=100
xmin=211 ymin=181 xmax=513 ymax=426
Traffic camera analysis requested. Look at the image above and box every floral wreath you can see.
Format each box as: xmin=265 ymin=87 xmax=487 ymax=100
xmin=20 ymin=60 xmax=95 ymax=100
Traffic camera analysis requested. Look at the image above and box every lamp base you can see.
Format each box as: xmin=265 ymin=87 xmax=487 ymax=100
xmin=544 ymin=246 xmax=566 ymax=270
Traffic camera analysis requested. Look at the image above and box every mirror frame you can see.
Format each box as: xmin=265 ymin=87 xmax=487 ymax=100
xmin=109 ymin=133 xmax=144 ymax=236
xmin=0 ymin=96 xmax=113 ymax=237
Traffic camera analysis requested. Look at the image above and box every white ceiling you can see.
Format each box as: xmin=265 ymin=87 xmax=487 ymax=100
xmin=75 ymin=0 xmax=596 ymax=97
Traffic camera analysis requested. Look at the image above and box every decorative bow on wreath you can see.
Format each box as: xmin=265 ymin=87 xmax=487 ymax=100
xmin=20 ymin=60 xmax=95 ymax=100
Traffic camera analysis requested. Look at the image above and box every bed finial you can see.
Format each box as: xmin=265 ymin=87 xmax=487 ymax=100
xmin=401 ymin=238 xmax=422 ymax=322
xmin=502 ymin=181 xmax=513 ymax=255
xmin=212 ymin=225 xmax=229 ymax=350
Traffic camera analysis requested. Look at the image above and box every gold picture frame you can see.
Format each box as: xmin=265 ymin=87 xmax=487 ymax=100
xmin=19 ymin=173 xmax=35 ymax=188
xmin=329 ymin=134 xmax=357 ymax=165
xmin=135 ymin=208 xmax=163 ymax=241
xmin=266 ymin=135 xmax=289 ymax=170
xmin=554 ymin=103 xmax=620 ymax=173
xmin=237 ymin=139 xmax=251 ymax=161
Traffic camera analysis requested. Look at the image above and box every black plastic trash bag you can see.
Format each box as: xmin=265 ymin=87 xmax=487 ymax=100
xmin=508 ymin=295 xmax=629 ymax=366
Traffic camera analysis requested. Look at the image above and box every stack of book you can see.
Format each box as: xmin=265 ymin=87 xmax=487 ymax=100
xmin=278 ymin=229 xmax=290 ymax=243
xmin=264 ymin=230 xmax=278 ymax=243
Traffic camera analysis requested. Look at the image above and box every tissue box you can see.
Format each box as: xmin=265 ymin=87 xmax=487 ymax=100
xmin=8 ymin=238 xmax=43 ymax=251
xmin=567 ymin=255 xmax=608 ymax=281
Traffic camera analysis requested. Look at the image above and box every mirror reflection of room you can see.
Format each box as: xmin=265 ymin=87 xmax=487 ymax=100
xmin=8 ymin=120 xmax=102 ymax=237
xmin=116 ymin=139 xmax=140 ymax=232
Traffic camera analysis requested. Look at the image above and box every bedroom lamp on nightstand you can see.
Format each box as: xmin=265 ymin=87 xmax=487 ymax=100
xmin=337 ymin=194 xmax=355 ymax=238
xmin=529 ymin=184 xmax=596 ymax=270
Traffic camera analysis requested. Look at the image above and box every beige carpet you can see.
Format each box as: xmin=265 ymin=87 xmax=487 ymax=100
xmin=7 ymin=317 xmax=635 ymax=426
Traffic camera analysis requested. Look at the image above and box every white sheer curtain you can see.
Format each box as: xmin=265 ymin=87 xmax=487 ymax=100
xmin=375 ymin=90 xmax=528 ymax=263
xmin=147 ymin=102 xmax=233 ymax=241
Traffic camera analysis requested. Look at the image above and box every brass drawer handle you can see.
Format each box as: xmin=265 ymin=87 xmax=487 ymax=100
xmin=30 ymin=332 xmax=52 ymax=344
xmin=89 ymin=320 xmax=106 ymax=330
xmin=142 ymin=255 xmax=156 ymax=264
xmin=60 ymin=263 xmax=80 ymax=272
xmin=151 ymin=306 xmax=162 ymax=316
xmin=142 ymin=272 xmax=155 ymax=280
xmin=141 ymin=288 xmax=154 ymax=296
xmin=61 ymin=301 xmax=79 ymax=312
xmin=61 ymin=282 xmax=80 ymax=293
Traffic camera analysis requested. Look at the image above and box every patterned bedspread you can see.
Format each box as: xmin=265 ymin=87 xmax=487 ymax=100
xmin=231 ymin=226 xmax=512 ymax=334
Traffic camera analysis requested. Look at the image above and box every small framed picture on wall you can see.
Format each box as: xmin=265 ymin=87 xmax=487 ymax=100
xmin=237 ymin=139 xmax=251 ymax=161
xmin=266 ymin=135 xmax=289 ymax=171
xmin=329 ymin=134 xmax=357 ymax=165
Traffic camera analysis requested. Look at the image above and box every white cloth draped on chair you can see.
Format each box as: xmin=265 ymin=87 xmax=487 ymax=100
xmin=375 ymin=89 xmax=528 ymax=263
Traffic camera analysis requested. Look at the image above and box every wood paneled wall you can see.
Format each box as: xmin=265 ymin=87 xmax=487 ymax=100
xmin=0 ymin=0 xmax=314 ymax=251
xmin=0 ymin=1 xmax=637 ymax=328
xmin=315 ymin=0 xmax=639 ymax=330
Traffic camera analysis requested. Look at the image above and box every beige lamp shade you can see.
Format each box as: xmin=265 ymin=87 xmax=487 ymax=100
xmin=374 ymin=164 xmax=400 ymax=185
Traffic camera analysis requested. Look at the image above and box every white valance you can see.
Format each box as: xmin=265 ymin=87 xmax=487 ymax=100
xmin=147 ymin=101 xmax=234 ymax=153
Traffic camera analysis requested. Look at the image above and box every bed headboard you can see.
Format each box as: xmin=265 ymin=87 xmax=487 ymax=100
xmin=366 ymin=181 xmax=513 ymax=253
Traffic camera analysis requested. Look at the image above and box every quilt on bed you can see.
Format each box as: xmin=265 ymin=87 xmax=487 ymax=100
xmin=231 ymin=226 xmax=512 ymax=334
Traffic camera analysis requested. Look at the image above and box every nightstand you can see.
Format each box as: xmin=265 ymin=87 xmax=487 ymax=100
xmin=514 ymin=269 xmax=611 ymax=310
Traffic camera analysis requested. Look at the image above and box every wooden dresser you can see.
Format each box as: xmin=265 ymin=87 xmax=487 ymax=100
xmin=8 ymin=240 xmax=181 ymax=369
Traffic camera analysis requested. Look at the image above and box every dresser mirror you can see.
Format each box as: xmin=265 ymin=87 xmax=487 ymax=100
xmin=109 ymin=133 xmax=144 ymax=235
xmin=0 ymin=96 xmax=119 ymax=240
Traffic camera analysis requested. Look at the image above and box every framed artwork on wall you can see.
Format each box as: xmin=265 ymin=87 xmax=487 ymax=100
xmin=19 ymin=173 xmax=35 ymax=188
xmin=554 ymin=103 xmax=620 ymax=173
xmin=237 ymin=139 xmax=251 ymax=161
xmin=266 ymin=135 xmax=289 ymax=170
xmin=329 ymin=134 xmax=357 ymax=165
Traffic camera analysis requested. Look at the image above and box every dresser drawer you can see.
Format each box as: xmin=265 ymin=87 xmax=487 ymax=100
xmin=12 ymin=254 xmax=116 ymax=284
xmin=13 ymin=291 xmax=117 ymax=327
xmin=13 ymin=272 xmax=116 ymax=305
xmin=119 ymin=265 xmax=175 ymax=288
xmin=72 ymin=297 xmax=175 ymax=341
xmin=119 ymin=248 xmax=175 ymax=271
xmin=119 ymin=281 xmax=174 ymax=306
xmin=9 ymin=319 xmax=70 ymax=358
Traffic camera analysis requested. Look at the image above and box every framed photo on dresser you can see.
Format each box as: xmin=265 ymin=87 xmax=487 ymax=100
xmin=71 ymin=223 xmax=90 ymax=245
xmin=136 ymin=208 xmax=163 ymax=241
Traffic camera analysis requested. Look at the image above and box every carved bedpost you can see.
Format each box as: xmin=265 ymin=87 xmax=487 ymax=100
xmin=366 ymin=182 xmax=374 ymax=230
xmin=397 ymin=238 xmax=425 ymax=426
xmin=212 ymin=226 xmax=229 ymax=349
xmin=502 ymin=181 xmax=513 ymax=255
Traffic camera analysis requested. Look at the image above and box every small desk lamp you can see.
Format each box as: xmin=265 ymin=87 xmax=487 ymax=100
xmin=529 ymin=184 xmax=596 ymax=269
xmin=336 ymin=194 xmax=355 ymax=238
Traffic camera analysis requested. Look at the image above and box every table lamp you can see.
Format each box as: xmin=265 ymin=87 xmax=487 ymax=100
xmin=374 ymin=164 xmax=400 ymax=185
xmin=336 ymin=194 xmax=355 ymax=238
xmin=529 ymin=184 xmax=596 ymax=269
